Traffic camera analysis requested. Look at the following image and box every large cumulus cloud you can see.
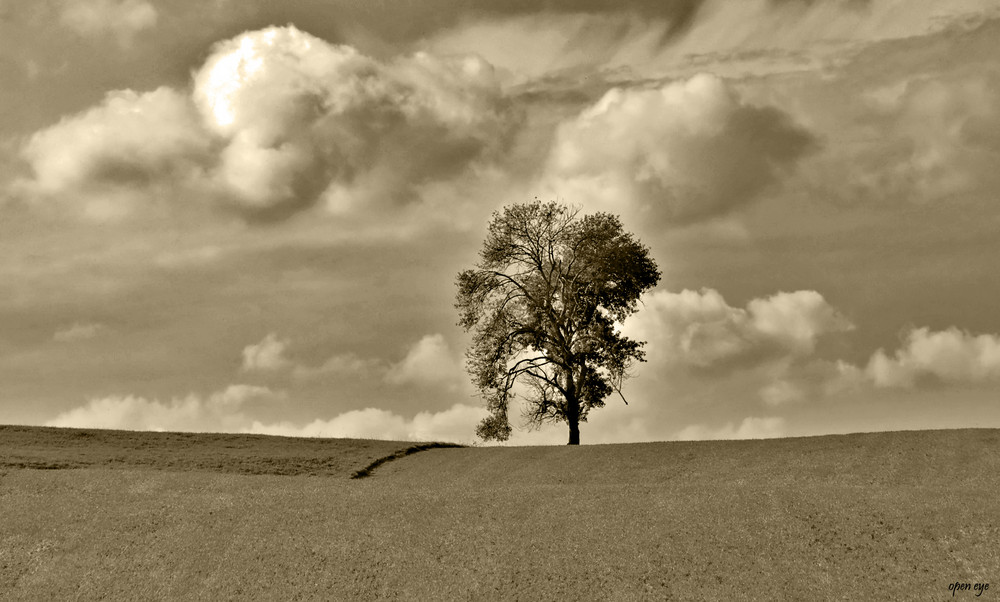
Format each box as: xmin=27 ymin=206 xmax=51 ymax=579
xmin=20 ymin=86 xmax=211 ymax=220
xmin=193 ymin=26 xmax=515 ymax=220
xmin=542 ymin=73 xmax=817 ymax=225
xmin=623 ymin=288 xmax=852 ymax=372
xmin=18 ymin=25 xmax=517 ymax=222
xmin=865 ymin=327 xmax=1000 ymax=388
xmin=611 ymin=288 xmax=854 ymax=411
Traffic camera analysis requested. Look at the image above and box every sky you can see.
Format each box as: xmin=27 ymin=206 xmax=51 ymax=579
xmin=3 ymin=0 xmax=1000 ymax=445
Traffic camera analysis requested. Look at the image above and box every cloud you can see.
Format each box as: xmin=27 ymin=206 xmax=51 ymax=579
xmin=58 ymin=0 xmax=158 ymax=47
xmin=292 ymin=352 xmax=386 ymax=381
xmin=53 ymin=322 xmax=106 ymax=342
xmin=754 ymin=358 xmax=865 ymax=406
xmin=623 ymin=288 xmax=852 ymax=372
xmin=45 ymin=384 xmax=282 ymax=432
xmin=542 ymin=73 xmax=817 ymax=225
xmin=865 ymin=327 xmax=1000 ymax=388
xmin=193 ymin=26 xmax=516 ymax=221
xmin=385 ymin=334 xmax=467 ymax=389
xmin=772 ymin=325 xmax=1000 ymax=400
xmin=675 ymin=416 xmax=787 ymax=441
xmin=153 ymin=245 xmax=224 ymax=270
xmin=258 ymin=333 xmax=466 ymax=389
xmin=19 ymin=87 xmax=211 ymax=221
xmin=799 ymin=57 xmax=1000 ymax=206
xmin=424 ymin=0 xmax=986 ymax=89
xmin=248 ymin=403 xmax=486 ymax=443
xmin=424 ymin=12 xmax=687 ymax=83
xmin=319 ymin=0 xmax=708 ymax=53
xmin=18 ymin=25 xmax=518 ymax=223
xmin=758 ymin=379 xmax=806 ymax=407
xmin=241 ymin=333 xmax=291 ymax=372
xmin=875 ymin=73 xmax=1000 ymax=202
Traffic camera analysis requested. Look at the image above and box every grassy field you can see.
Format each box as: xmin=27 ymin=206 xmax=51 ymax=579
xmin=1 ymin=426 xmax=998 ymax=600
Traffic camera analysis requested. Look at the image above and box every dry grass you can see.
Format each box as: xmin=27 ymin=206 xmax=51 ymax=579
xmin=0 ymin=424 xmax=419 ymax=476
xmin=1 ymin=426 xmax=998 ymax=600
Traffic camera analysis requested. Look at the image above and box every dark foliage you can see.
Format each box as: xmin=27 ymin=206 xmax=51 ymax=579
xmin=456 ymin=200 xmax=660 ymax=444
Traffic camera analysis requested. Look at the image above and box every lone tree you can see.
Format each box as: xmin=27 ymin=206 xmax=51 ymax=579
xmin=456 ymin=200 xmax=660 ymax=445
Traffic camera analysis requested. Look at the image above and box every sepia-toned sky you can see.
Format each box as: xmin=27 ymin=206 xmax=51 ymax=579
xmin=3 ymin=0 xmax=1000 ymax=444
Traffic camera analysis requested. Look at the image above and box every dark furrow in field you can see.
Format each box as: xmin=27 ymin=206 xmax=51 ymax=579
xmin=350 ymin=442 xmax=465 ymax=479
xmin=0 ymin=424 xmax=414 ymax=478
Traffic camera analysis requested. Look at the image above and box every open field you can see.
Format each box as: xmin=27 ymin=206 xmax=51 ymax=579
xmin=1 ymin=426 xmax=998 ymax=600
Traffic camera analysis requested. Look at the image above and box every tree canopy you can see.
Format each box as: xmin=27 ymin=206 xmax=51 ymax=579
xmin=456 ymin=200 xmax=660 ymax=445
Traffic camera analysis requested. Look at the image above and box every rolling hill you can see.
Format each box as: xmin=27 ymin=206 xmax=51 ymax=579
xmin=1 ymin=425 xmax=997 ymax=599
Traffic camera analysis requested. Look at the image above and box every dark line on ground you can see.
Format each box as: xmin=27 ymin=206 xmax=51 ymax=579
xmin=350 ymin=442 xmax=464 ymax=479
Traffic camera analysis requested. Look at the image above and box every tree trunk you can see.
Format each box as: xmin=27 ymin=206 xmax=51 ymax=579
xmin=568 ymin=417 xmax=580 ymax=445
xmin=565 ymin=369 xmax=581 ymax=445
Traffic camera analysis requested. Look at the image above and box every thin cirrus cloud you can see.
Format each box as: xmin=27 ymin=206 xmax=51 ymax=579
xmin=315 ymin=0 xmax=708 ymax=52
xmin=541 ymin=73 xmax=817 ymax=225
xmin=17 ymin=25 xmax=518 ymax=223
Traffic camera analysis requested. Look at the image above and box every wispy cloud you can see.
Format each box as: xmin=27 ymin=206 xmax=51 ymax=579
xmin=58 ymin=0 xmax=158 ymax=48
xmin=675 ymin=416 xmax=787 ymax=441
xmin=53 ymin=322 xmax=106 ymax=342
xmin=292 ymin=353 xmax=386 ymax=381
